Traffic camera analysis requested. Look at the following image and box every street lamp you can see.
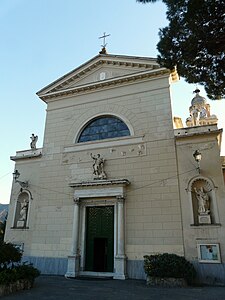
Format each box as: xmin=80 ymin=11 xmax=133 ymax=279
xmin=193 ymin=150 xmax=202 ymax=173
xmin=12 ymin=170 xmax=29 ymax=189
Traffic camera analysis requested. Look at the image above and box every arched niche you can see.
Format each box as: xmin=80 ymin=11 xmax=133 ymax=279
xmin=187 ymin=176 xmax=219 ymax=225
xmin=13 ymin=190 xmax=32 ymax=229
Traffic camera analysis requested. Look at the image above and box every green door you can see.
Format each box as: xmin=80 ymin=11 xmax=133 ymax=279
xmin=85 ymin=206 xmax=114 ymax=272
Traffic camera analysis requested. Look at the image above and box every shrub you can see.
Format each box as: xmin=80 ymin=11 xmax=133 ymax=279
xmin=144 ymin=253 xmax=196 ymax=283
xmin=0 ymin=242 xmax=40 ymax=285
xmin=0 ymin=241 xmax=22 ymax=269
xmin=0 ymin=264 xmax=40 ymax=285
xmin=14 ymin=264 xmax=40 ymax=281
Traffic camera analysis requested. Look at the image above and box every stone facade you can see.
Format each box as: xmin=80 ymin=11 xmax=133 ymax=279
xmin=5 ymin=53 xmax=225 ymax=284
xmin=174 ymin=124 xmax=225 ymax=285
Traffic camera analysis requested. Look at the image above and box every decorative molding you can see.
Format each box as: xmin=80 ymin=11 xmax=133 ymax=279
xmin=38 ymin=68 xmax=169 ymax=101
xmin=69 ymin=179 xmax=130 ymax=188
xmin=62 ymin=138 xmax=146 ymax=165
xmin=73 ymin=197 xmax=80 ymax=205
xmin=174 ymin=126 xmax=222 ymax=139
xmin=190 ymin=223 xmax=221 ymax=228
xmin=64 ymin=136 xmax=144 ymax=153
xmin=10 ymin=149 xmax=42 ymax=161
xmin=116 ymin=195 xmax=125 ymax=203
xmin=186 ymin=176 xmax=216 ymax=192
xmin=71 ymin=179 xmax=130 ymax=200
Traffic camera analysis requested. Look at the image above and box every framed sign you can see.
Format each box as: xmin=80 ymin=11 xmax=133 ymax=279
xmin=197 ymin=244 xmax=221 ymax=263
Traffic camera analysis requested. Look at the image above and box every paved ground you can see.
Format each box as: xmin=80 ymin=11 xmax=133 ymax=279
xmin=2 ymin=275 xmax=225 ymax=300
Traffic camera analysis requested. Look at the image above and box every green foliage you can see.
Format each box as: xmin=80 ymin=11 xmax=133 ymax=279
xmin=0 ymin=264 xmax=40 ymax=284
xmin=13 ymin=264 xmax=40 ymax=281
xmin=137 ymin=0 xmax=225 ymax=100
xmin=0 ymin=269 xmax=17 ymax=284
xmin=0 ymin=242 xmax=40 ymax=285
xmin=144 ymin=253 xmax=196 ymax=283
xmin=0 ymin=242 xmax=22 ymax=268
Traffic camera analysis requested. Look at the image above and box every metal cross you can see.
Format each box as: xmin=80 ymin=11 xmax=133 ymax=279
xmin=99 ymin=32 xmax=111 ymax=48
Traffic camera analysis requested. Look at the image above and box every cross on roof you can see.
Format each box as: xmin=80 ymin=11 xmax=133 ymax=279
xmin=99 ymin=32 xmax=110 ymax=48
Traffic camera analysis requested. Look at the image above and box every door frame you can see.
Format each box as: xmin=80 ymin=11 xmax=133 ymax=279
xmin=80 ymin=200 xmax=116 ymax=276
xmin=67 ymin=180 xmax=129 ymax=279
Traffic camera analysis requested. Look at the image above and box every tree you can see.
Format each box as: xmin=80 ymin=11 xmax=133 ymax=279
xmin=137 ymin=0 xmax=225 ymax=100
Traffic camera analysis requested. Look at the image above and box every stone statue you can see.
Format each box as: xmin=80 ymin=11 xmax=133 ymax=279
xmin=190 ymin=107 xmax=200 ymax=126
xmin=30 ymin=133 xmax=38 ymax=149
xmin=90 ymin=153 xmax=107 ymax=179
xmin=194 ymin=187 xmax=210 ymax=215
xmin=19 ymin=199 xmax=29 ymax=221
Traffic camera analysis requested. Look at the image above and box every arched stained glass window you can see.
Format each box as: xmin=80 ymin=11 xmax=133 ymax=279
xmin=78 ymin=116 xmax=130 ymax=143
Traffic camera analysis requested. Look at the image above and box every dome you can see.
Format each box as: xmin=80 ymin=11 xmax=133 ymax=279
xmin=191 ymin=89 xmax=207 ymax=107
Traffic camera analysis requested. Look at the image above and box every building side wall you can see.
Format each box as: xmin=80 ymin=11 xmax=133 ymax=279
xmin=176 ymin=132 xmax=225 ymax=285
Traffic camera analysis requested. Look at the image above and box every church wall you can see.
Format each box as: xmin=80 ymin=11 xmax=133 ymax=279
xmin=4 ymin=159 xmax=42 ymax=256
xmin=175 ymin=128 xmax=225 ymax=285
xmin=6 ymin=74 xmax=184 ymax=279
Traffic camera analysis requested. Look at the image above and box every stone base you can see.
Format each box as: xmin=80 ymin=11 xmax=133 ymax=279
xmin=146 ymin=276 xmax=187 ymax=287
xmin=113 ymin=255 xmax=127 ymax=280
xmin=198 ymin=214 xmax=211 ymax=224
xmin=0 ymin=279 xmax=33 ymax=297
xmin=65 ymin=255 xmax=80 ymax=278
xmin=17 ymin=220 xmax=25 ymax=228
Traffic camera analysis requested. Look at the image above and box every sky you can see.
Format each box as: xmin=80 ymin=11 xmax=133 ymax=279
xmin=0 ymin=0 xmax=224 ymax=204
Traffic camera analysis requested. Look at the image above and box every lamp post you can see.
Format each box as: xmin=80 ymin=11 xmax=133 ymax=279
xmin=12 ymin=170 xmax=28 ymax=189
xmin=193 ymin=150 xmax=202 ymax=173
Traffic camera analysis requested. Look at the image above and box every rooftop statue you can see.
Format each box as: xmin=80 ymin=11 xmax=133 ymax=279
xmin=30 ymin=134 xmax=38 ymax=149
xmin=186 ymin=89 xmax=217 ymax=127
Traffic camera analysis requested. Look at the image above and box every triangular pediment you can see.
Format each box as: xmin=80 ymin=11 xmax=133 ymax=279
xmin=37 ymin=54 xmax=164 ymax=100
xmin=60 ymin=64 xmax=148 ymax=90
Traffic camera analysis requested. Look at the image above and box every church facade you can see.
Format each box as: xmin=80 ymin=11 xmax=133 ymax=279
xmin=5 ymin=52 xmax=225 ymax=284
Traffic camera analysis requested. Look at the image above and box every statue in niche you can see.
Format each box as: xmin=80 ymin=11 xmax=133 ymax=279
xmin=30 ymin=133 xmax=38 ymax=149
xmin=90 ymin=153 xmax=107 ymax=180
xmin=19 ymin=199 xmax=29 ymax=221
xmin=194 ymin=187 xmax=210 ymax=215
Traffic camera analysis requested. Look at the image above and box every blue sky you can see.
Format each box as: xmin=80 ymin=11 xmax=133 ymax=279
xmin=1 ymin=0 xmax=224 ymax=204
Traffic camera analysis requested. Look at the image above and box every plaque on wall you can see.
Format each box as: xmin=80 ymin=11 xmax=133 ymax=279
xmin=197 ymin=244 xmax=221 ymax=263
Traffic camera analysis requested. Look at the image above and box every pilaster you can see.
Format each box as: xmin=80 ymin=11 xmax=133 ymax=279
xmin=114 ymin=195 xmax=127 ymax=280
xmin=65 ymin=197 xmax=80 ymax=278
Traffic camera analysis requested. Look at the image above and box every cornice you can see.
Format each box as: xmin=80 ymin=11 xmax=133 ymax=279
xmin=10 ymin=149 xmax=42 ymax=161
xmin=69 ymin=179 xmax=130 ymax=188
xmin=174 ymin=128 xmax=222 ymax=139
xmin=38 ymin=68 xmax=170 ymax=102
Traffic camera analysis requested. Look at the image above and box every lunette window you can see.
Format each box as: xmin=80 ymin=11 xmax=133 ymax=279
xmin=78 ymin=116 xmax=130 ymax=143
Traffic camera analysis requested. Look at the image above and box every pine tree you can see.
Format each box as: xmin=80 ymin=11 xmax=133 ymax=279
xmin=137 ymin=0 xmax=225 ymax=100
